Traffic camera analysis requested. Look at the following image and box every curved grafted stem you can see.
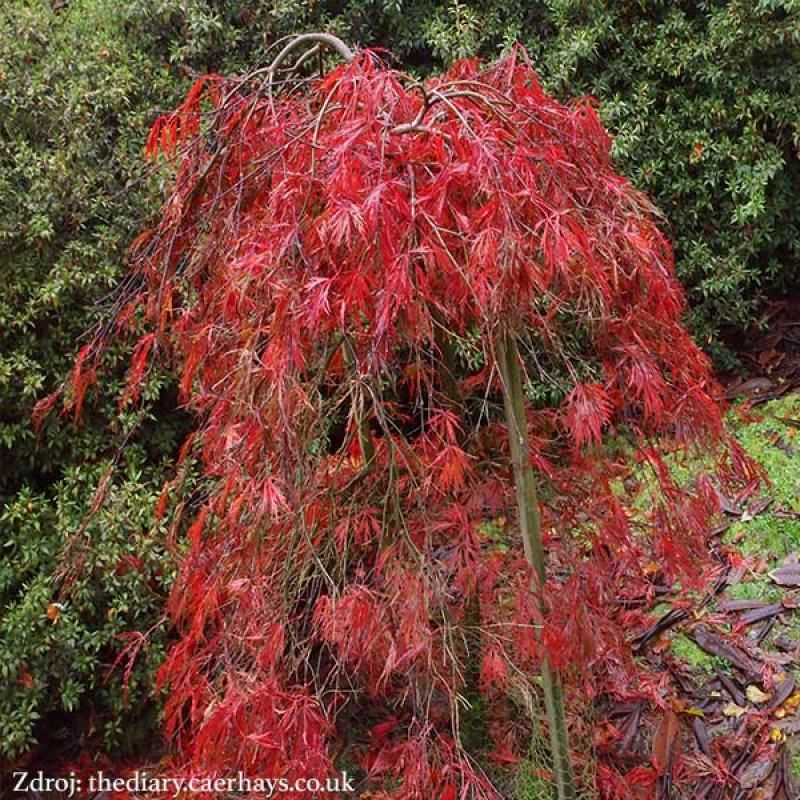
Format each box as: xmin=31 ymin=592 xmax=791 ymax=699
xmin=268 ymin=33 xmax=355 ymax=75
xmin=261 ymin=33 xmax=356 ymax=99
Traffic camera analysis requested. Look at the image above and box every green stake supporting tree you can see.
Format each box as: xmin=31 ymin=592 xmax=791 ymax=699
xmin=44 ymin=34 xmax=755 ymax=799
xmin=496 ymin=331 xmax=575 ymax=798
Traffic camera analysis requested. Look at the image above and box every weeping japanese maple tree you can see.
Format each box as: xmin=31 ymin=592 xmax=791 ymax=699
xmin=43 ymin=35 xmax=755 ymax=799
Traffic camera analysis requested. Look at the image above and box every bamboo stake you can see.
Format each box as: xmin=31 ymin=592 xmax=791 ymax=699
xmin=496 ymin=330 xmax=576 ymax=800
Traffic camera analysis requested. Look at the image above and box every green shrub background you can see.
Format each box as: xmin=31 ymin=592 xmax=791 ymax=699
xmin=1 ymin=0 xmax=797 ymax=765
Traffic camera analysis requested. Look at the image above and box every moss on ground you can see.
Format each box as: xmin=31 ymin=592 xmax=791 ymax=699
xmin=722 ymin=394 xmax=800 ymax=638
xmin=667 ymin=634 xmax=724 ymax=676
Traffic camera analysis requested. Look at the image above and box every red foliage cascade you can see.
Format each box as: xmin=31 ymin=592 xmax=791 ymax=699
xmin=48 ymin=48 xmax=760 ymax=797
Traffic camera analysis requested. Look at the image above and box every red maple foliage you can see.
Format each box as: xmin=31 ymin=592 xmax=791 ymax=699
xmin=43 ymin=45 xmax=759 ymax=798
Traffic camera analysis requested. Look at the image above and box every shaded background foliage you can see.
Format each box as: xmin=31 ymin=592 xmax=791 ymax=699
xmin=0 ymin=0 xmax=797 ymax=768
xmin=0 ymin=0 xmax=183 ymax=761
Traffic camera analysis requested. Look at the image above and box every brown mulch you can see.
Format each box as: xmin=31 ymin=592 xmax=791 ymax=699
xmin=600 ymin=544 xmax=800 ymax=799
xmin=722 ymin=295 xmax=800 ymax=403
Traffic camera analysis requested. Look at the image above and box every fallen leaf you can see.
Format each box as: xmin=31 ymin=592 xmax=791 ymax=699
xmin=751 ymin=557 xmax=770 ymax=574
xmin=745 ymin=685 xmax=771 ymax=705
xmin=618 ymin=702 xmax=643 ymax=751
xmin=745 ymin=496 xmax=773 ymax=518
xmin=718 ymin=599 xmax=771 ymax=613
xmin=772 ymin=437 xmax=796 ymax=456
xmin=692 ymin=717 xmax=711 ymax=758
xmin=727 ymin=565 xmax=747 ymax=585
xmin=770 ymin=727 xmax=786 ymax=743
xmin=775 ymin=718 xmax=800 ymax=735
xmin=651 ymin=634 xmax=671 ymax=654
xmin=739 ymin=603 xmax=783 ymax=625
xmin=768 ymin=564 xmax=800 ymax=587
xmin=737 ymin=757 xmax=775 ymax=790
xmin=773 ymin=636 xmax=800 ymax=653
xmin=694 ymin=627 xmax=761 ymax=680
xmin=715 ymin=667 xmax=747 ymax=706
xmin=652 ymin=710 xmax=681 ymax=775
xmin=723 ymin=702 xmax=747 ymax=718
xmin=768 ymin=676 xmax=796 ymax=711
xmin=633 ymin=607 xmax=688 ymax=652
xmin=786 ymin=692 xmax=800 ymax=708
xmin=724 ymin=377 xmax=774 ymax=400
xmin=750 ymin=616 xmax=776 ymax=646
xmin=715 ymin=488 xmax=743 ymax=515
xmin=773 ymin=744 xmax=791 ymax=800
xmin=757 ymin=347 xmax=780 ymax=368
